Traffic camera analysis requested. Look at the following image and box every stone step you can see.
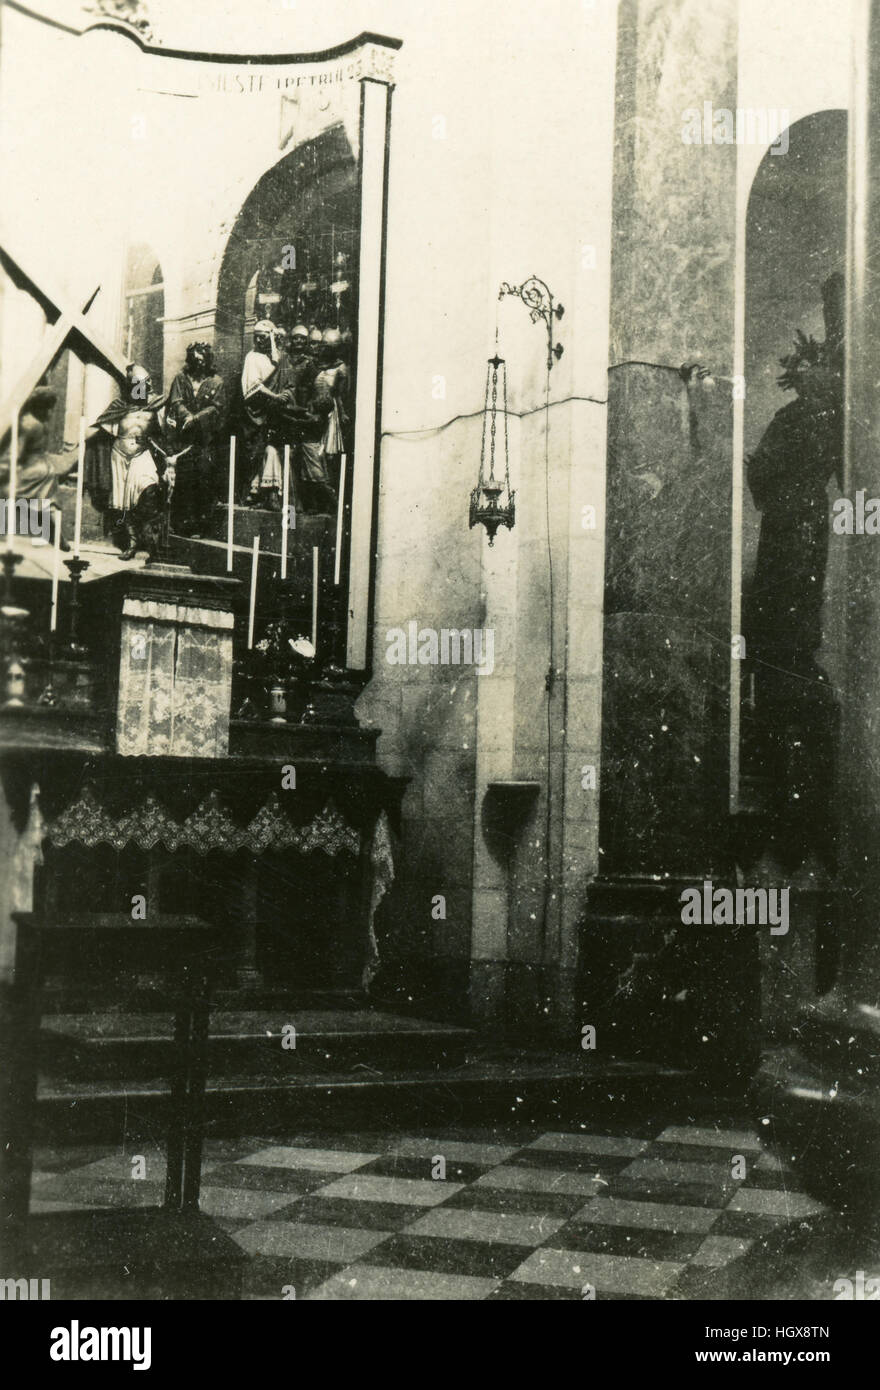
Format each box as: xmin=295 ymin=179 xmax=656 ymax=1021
xmin=205 ymin=503 xmax=336 ymax=553
xmin=40 ymin=984 xmax=369 ymax=1015
xmin=167 ymin=528 xmax=333 ymax=594
xmin=34 ymin=1054 xmax=703 ymax=1143
xmin=39 ymin=1008 xmax=473 ymax=1081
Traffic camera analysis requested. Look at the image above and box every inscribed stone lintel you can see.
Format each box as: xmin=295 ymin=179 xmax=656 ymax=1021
xmin=122 ymin=597 xmax=235 ymax=630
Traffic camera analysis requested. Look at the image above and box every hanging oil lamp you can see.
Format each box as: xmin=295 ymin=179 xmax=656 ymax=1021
xmin=470 ymin=354 xmax=515 ymax=545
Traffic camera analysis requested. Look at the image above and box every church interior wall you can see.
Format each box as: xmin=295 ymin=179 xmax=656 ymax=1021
xmin=3 ymin=0 xmax=793 ymax=1032
xmin=0 ymin=0 xmax=617 ymax=1032
xmin=357 ymin=0 xmax=618 ymax=1029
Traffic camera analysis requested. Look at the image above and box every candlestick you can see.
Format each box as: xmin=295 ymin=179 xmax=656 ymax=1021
xmin=311 ymin=545 xmax=319 ymax=649
xmin=334 ymin=453 xmax=346 ymax=585
xmin=63 ymin=555 xmax=90 ymax=656
xmin=8 ymin=411 xmax=18 ymax=551
xmin=281 ymin=444 xmax=290 ymax=580
xmin=73 ymin=416 xmax=85 ymax=558
xmin=226 ymin=435 xmax=236 ymax=572
xmin=50 ymin=516 xmax=61 ymax=632
xmin=1 ymin=549 xmax=22 ymax=608
xmin=247 ymin=535 xmax=260 ymax=650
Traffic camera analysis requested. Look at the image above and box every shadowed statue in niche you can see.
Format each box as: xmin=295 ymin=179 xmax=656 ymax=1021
xmin=743 ymin=273 xmax=844 ymax=867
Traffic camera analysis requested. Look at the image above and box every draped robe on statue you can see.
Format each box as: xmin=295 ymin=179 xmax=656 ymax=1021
xmin=164 ymin=370 xmax=226 ymax=531
xmin=92 ymin=393 xmax=166 ymax=554
xmin=239 ymin=348 xmax=281 ymax=499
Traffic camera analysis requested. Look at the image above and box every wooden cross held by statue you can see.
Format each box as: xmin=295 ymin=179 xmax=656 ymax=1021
xmin=0 ymin=223 xmax=129 ymax=442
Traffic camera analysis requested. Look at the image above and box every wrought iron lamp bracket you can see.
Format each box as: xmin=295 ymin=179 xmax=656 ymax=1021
xmin=499 ymin=276 xmax=564 ymax=372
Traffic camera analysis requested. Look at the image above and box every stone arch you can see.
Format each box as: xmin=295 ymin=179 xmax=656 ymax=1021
xmin=214 ymin=125 xmax=358 ymax=378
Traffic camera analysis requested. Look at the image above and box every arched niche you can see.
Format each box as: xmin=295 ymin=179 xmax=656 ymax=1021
xmin=212 ymin=98 xmax=387 ymax=675
xmin=738 ymin=109 xmax=847 ymax=828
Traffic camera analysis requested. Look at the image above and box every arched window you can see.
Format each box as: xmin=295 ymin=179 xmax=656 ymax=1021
xmin=122 ymin=245 xmax=165 ymax=391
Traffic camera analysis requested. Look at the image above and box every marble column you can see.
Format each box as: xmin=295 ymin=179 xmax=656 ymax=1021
xmin=755 ymin=0 xmax=880 ymax=1218
xmin=579 ymin=0 xmax=760 ymax=1072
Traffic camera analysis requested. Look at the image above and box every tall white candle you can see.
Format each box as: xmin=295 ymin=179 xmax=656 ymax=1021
xmin=334 ymin=453 xmax=346 ymax=586
xmin=50 ymin=516 xmax=62 ymax=632
xmin=226 ymin=435 xmax=236 ymax=572
xmin=281 ymin=443 xmax=290 ymax=580
xmin=8 ymin=411 xmax=18 ymax=551
xmin=311 ymin=544 xmax=319 ymax=648
xmin=247 ymin=534 xmax=260 ymax=649
xmin=73 ymin=415 xmax=85 ymax=558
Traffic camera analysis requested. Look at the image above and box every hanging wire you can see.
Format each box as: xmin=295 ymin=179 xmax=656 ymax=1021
xmin=502 ymin=356 xmax=512 ymax=501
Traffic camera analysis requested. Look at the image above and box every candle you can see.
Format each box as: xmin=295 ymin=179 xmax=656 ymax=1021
xmin=50 ymin=516 xmax=61 ymax=632
xmin=247 ymin=534 xmax=260 ymax=649
xmin=73 ymin=416 xmax=85 ymax=558
xmin=226 ymin=435 xmax=236 ymax=572
xmin=334 ymin=453 xmax=346 ymax=586
xmin=311 ymin=544 xmax=319 ymax=648
xmin=281 ymin=443 xmax=290 ymax=580
xmin=8 ymin=410 xmax=18 ymax=551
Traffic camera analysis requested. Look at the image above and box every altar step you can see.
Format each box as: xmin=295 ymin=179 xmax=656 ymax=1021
xmin=34 ymin=1050 xmax=702 ymax=1143
xmin=40 ymin=983 xmax=376 ymax=1016
xmin=167 ymin=509 xmax=335 ymax=588
xmin=39 ymin=1008 xmax=471 ymax=1081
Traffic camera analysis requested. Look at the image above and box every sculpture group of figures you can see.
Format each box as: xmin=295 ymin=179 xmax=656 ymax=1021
xmin=0 ymin=321 xmax=350 ymax=561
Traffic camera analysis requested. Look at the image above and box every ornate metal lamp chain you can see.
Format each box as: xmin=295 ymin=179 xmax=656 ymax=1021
xmin=488 ymin=361 xmax=499 ymax=484
xmin=478 ymin=359 xmax=491 ymax=490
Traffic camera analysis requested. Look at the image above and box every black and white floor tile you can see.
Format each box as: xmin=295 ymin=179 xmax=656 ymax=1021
xmin=30 ymin=1120 xmax=833 ymax=1300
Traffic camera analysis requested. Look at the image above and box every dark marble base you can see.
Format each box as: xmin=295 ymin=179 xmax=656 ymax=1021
xmin=579 ymin=878 xmax=761 ymax=1074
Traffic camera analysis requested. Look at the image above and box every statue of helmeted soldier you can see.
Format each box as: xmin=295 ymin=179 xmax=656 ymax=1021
xmin=164 ymin=341 xmax=227 ymax=536
xmin=744 ymin=273 xmax=844 ymax=864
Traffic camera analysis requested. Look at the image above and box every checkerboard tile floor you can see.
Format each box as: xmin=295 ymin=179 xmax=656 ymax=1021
xmin=31 ymin=1119 xmax=830 ymax=1300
